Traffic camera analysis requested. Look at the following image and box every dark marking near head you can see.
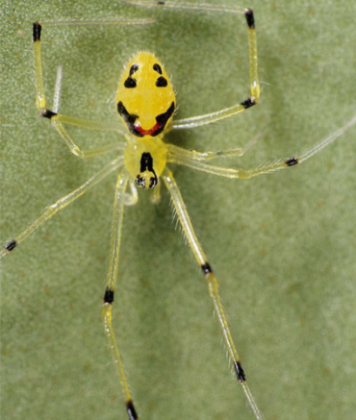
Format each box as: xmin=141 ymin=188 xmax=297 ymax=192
xmin=126 ymin=400 xmax=138 ymax=420
xmin=103 ymin=288 xmax=114 ymax=304
xmin=124 ymin=77 xmax=137 ymax=88
xmin=33 ymin=22 xmax=41 ymax=42
xmin=117 ymin=101 xmax=142 ymax=137
xmin=240 ymin=97 xmax=256 ymax=109
xmin=136 ymin=152 xmax=158 ymax=189
xmin=157 ymin=1 xmax=165 ymax=4
xmin=201 ymin=262 xmax=213 ymax=275
xmin=234 ymin=361 xmax=246 ymax=382
xmin=153 ymin=63 xmax=162 ymax=74
xmin=129 ymin=64 xmax=139 ymax=76
xmin=156 ymin=76 xmax=168 ymax=87
xmin=245 ymin=9 xmax=255 ymax=29
xmin=154 ymin=101 xmax=175 ymax=134
xmin=41 ymin=109 xmax=57 ymax=119
xmin=118 ymin=101 xmax=175 ymax=137
xmin=285 ymin=157 xmax=299 ymax=166
xmin=5 ymin=240 xmax=17 ymax=252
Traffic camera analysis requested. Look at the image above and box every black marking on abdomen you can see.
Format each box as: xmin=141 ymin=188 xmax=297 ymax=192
xmin=245 ymin=9 xmax=255 ymax=29
xmin=285 ymin=157 xmax=299 ymax=166
xmin=156 ymin=76 xmax=167 ymax=87
xmin=124 ymin=77 xmax=137 ymax=88
xmin=201 ymin=262 xmax=213 ymax=275
xmin=129 ymin=64 xmax=139 ymax=76
xmin=41 ymin=109 xmax=57 ymax=119
xmin=241 ymin=97 xmax=256 ymax=109
xmin=33 ymin=22 xmax=41 ymax=42
xmin=234 ymin=361 xmax=246 ymax=382
xmin=126 ymin=400 xmax=138 ymax=420
xmin=117 ymin=102 xmax=142 ymax=137
xmin=103 ymin=288 xmax=114 ymax=304
xmin=153 ymin=101 xmax=175 ymax=136
xmin=157 ymin=1 xmax=165 ymax=5
xmin=153 ymin=63 xmax=162 ymax=74
xmin=5 ymin=240 xmax=17 ymax=252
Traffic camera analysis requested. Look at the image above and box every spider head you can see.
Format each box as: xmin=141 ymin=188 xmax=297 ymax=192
xmin=116 ymin=52 xmax=176 ymax=137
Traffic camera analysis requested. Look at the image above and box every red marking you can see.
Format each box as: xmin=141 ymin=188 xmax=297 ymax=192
xmin=134 ymin=122 xmax=162 ymax=136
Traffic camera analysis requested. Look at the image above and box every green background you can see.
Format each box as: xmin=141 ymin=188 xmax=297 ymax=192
xmin=1 ymin=1 xmax=356 ymax=420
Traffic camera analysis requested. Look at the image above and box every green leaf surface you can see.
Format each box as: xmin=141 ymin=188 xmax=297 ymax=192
xmin=1 ymin=1 xmax=356 ymax=420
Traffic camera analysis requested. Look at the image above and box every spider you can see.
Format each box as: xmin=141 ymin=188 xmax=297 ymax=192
xmin=2 ymin=1 xmax=356 ymax=420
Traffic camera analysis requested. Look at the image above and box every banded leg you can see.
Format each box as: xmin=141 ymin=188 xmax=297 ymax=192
xmin=168 ymin=114 xmax=356 ymax=179
xmin=102 ymin=171 xmax=139 ymax=420
xmin=126 ymin=2 xmax=260 ymax=130
xmin=33 ymin=22 xmax=126 ymax=158
xmin=162 ymin=168 xmax=264 ymax=420
xmin=0 ymin=157 xmax=124 ymax=258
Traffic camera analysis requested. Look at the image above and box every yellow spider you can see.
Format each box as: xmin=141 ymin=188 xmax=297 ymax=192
xmin=2 ymin=1 xmax=356 ymax=420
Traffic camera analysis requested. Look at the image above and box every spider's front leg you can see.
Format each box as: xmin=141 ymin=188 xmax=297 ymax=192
xmin=170 ymin=7 xmax=259 ymax=130
xmin=33 ymin=22 xmax=126 ymax=158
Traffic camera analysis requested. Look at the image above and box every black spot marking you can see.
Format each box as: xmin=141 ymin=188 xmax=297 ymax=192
xmin=118 ymin=101 xmax=175 ymax=137
xmin=240 ymin=97 xmax=256 ymax=109
xmin=41 ymin=109 xmax=57 ymax=119
xmin=149 ymin=176 xmax=158 ymax=189
xmin=153 ymin=63 xmax=162 ymax=74
xmin=33 ymin=22 xmax=41 ymax=42
xmin=136 ymin=152 xmax=158 ymax=189
xmin=154 ymin=101 xmax=175 ymax=136
xmin=285 ymin=157 xmax=299 ymax=166
xmin=126 ymin=400 xmax=138 ymax=420
xmin=124 ymin=77 xmax=137 ymax=88
xmin=234 ymin=361 xmax=246 ymax=382
xmin=103 ymin=288 xmax=114 ymax=304
xmin=156 ymin=76 xmax=167 ymax=87
xmin=201 ymin=262 xmax=213 ymax=275
xmin=245 ymin=9 xmax=255 ymax=29
xmin=117 ymin=102 xmax=142 ymax=137
xmin=135 ymin=175 xmax=146 ymax=189
xmin=5 ymin=240 xmax=17 ymax=252
xmin=129 ymin=64 xmax=139 ymax=76
xmin=157 ymin=1 xmax=165 ymax=4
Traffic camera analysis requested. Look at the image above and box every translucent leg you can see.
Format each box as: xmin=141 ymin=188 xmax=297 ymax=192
xmin=166 ymin=133 xmax=259 ymax=162
xmin=162 ymin=168 xmax=264 ymax=420
xmin=151 ymin=179 xmax=161 ymax=204
xmin=125 ymin=179 xmax=139 ymax=206
xmin=127 ymin=2 xmax=259 ymax=130
xmin=41 ymin=17 xmax=155 ymax=27
xmin=0 ymin=157 xmax=124 ymax=258
xmin=33 ymin=22 xmax=126 ymax=158
xmin=101 ymin=171 xmax=139 ymax=420
xmin=123 ymin=0 xmax=245 ymax=14
xmin=168 ymin=114 xmax=356 ymax=179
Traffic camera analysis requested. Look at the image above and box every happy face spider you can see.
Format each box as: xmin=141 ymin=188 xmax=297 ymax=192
xmin=2 ymin=1 xmax=356 ymax=420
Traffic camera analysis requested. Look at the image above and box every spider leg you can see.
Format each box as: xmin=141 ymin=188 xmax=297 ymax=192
xmin=166 ymin=133 xmax=259 ymax=162
xmin=0 ymin=157 xmax=124 ymax=258
xmin=125 ymin=179 xmax=139 ymax=206
xmin=149 ymin=6 xmax=258 ymax=130
xmin=33 ymin=22 xmax=126 ymax=158
xmin=168 ymin=114 xmax=356 ymax=179
xmin=162 ymin=168 xmax=264 ymax=420
xmin=101 ymin=170 xmax=139 ymax=420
